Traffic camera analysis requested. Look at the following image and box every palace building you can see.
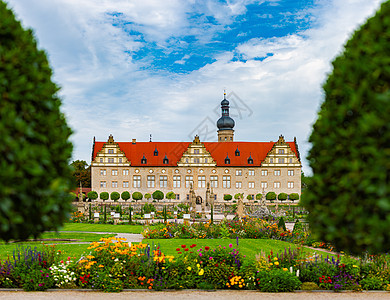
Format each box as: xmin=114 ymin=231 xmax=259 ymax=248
xmin=90 ymin=94 xmax=302 ymax=202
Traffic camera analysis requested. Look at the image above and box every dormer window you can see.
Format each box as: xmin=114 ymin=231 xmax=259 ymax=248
xmin=225 ymin=155 xmax=230 ymax=164
xmin=141 ymin=155 xmax=147 ymax=164
xmin=194 ymin=149 xmax=200 ymax=154
xmin=154 ymin=148 xmax=158 ymax=156
xmin=235 ymin=147 xmax=240 ymax=156
xmin=278 ymin=149 xmax=285 ymax=154
xmin=163 ymin=155 xmax=169 ymax=164
xmin=248 ymin=155 xmax=253 ymax=164
xmin=108 ymin=149 xmax=114 ymax=154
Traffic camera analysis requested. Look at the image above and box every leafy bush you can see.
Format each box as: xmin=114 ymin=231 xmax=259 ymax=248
xmin=100 ymin=192 xmax=109 ymax=201
xmin=110 ymin=192 xmax=120 ymax=201
xmin=121 ymin=191 xmax=130 ymax=201
xmin=266 ymin=192 xmax=276 ymax=201
xmin=255 ymin=269 xmax=301 ymax=292
xmin=278 ymin=217 xmax=286 ymax=231
xmin=132 ymin=192 xmax=143 ymax=201
xmin=152 ymin=190 xmax=164 ymax=202
xmin=255 ymin=193 xmax=262 ymax=200
xmin=224 ymin=194 xmax=232 ymax=201
xmin=300 ymin=282 xmax=319 ymax=290
xmin=246 ymin=195 xmax=253 ymax=200
xmin=289 ymin=193 xmax=299 ymax=202
xmin=87 ymin=191 xmax=98 ymax=201
xmin=360 ymin=275 xmax=386 ymax=290
xmin=278 ymin=193 xmax=288 ymax=201
xmin=303 ymin=1 xmax=390 ymax=254
xmin=0 ymin=2 xmax=74 ymax=241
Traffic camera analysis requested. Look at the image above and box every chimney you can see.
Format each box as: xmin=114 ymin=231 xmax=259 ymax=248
xmin=132 ymin=139 xmax=136 ymax=144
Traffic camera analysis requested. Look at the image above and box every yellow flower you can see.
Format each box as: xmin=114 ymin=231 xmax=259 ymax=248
xmin=269 ymin=263 xmax=273 ymax=266
xmin=273 ymin=257 xmax=278 ymax=261
xmin=274 ymin=262 xmax=279 ymax=266
xmin=283 ymin=268 xmax=288 ymax=271
xmin=199 ymin=269 xmax=204 ymax=276
xmin=99 ymin=264 xmax=104 ymax=268
xmin=187 ymin=267 xmax=192 ymax=271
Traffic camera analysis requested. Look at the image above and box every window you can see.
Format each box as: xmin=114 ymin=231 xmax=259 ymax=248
xmin=112 ymin=181 xmax=118 ymax=188
xmin=194 ymin=149 xmax=200 ymax=154
xmin=186 ymin=158 xmax=189 ymax=163
xmin=123 ymin=181 xmax=129 ymax=188
xmin=288 ymin=182 xmax=294 ymax=189
xmin=278 ymin=158 xmax=284 ymax=163
xmin=112 ymin=169 xmax=118 ymax=176
xmin=119 ymin=158 xmax=122 ymax=163
xmin=235 ymin=148 xmax=240 ymax=156
xmin=100 ymin=158 xmax=103 ymax=163
xmin=204 ymin=158 xmax=208 ymax=163
xmin=123 ymin=169 xmax=129 ymax=176
xmin=154 ymin=148 xmax=158 ymax=156
xmin=100 ymin=181 xmax=106 ymax=188
xmin=249 ymin=182 xmax=255 ymax=189
xmin=185 ymin=175 xmax=193 ymax=188
xmin=274 ymin=170 xmax=281 ymax=176
xmin=133 ymin=175 xmax=141 ymax=188
xmin=261 ymin=170 xmax=268 ymax=176
xmin=222 ymin=175 xmax=231 ymax=188
xmin=248 ymin=157 xmax=253 ymax=164
xmin=274 ymin=182 xmax=281 ymax=188
xmin=141 ymin=156 xmax=147 ymax=164
xmin=278 ymin=149 xmax=284 ymax=154
xmin=249 ymin=170 xmax=254 ymax=176
xmin=261 ymin=182 xmax=268 ymax=189
xmin=210 ymin=176 xmax=218 ymax=188
xmin=225 ymin=156 xmax=230 ymax=164
xmin=270 ymin=158 xmax=273 ymax=163
xmin=163 ymin=156 xmax=169 ymax=164
xmin=108 ymin=158 xmax=114 ymax=163
xmin=108 ymin=149 xmax=114 ymax=154
xmin=173 ymin=175 xmax=181 ymax=188
xmin=236 ymin=169 xmax=242 ymax=176
xmin=186 ymin=194 xmax=190 ymax=201
xmin=288 ymin=170 xmax=294 ymax=176
xmin=147 ymin=175 xmax=155 ymax=188
xmin=289 ymin=158 xmax=293 ymax=163
xmin=100 ymin=169 xmax=106 ymax=176
xmin=198 ymin=175 xmax=206 ymax=188
xmin=236 ymin=181 xmax=242 ymax=189
xmin=176 ymin=194 xmax=180 ymax=200
xmin=194 ymin=158 xmax=200 ymax=164
xmin=160 ymin=175 xmax=167 ymax=188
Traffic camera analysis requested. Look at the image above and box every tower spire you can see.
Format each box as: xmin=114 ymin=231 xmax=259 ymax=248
xmin=216 ymin=91 xmax=235 ymax=142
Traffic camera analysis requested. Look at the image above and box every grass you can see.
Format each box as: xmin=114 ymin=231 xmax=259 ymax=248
xmin=59 ymin=223 xmax=145 ymax=233
xmin=142 ymin=238 xmax=336 ymax=263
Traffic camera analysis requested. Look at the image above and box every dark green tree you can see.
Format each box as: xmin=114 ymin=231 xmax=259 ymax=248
xmin=224 ymin=194 xmax=232 ymax=201
xmin=100 ymin=192 xmax=109 ymax=201
xmin=132 ymin=192 xmax=143 ymax=202
xmin=255 ymin=193 xmax=262 ymax=200
xmin=278 ymin=193 xmax=288 ymax=202
xmin=110 ymin=192 xmax=120 ymax=202
xmin=0 ymin=2 xmax=74 ymax=241
xmin=278 ymin=217 xmax=286 ymax=231
xmin=121 ymin=191 xmax=130 ymax=201
xmin=303 ymin=1 xmax=390 ymax=254
xmin=87 ymin=191 xmax=98 ymax=201
xmin=289 ymin=193 xmax=299 ymax=202
xmin=165 ymin=191 xmax=176 ymax=202
xmin=266 ymin=192 xmax=276 ymax=201
xmin=246 ymin=194 xmax=253 ymax=200
xmin=70 ymin=160 xmax=91 ymax=188
xmin=152 ymin=190 xmax=164 ymax=202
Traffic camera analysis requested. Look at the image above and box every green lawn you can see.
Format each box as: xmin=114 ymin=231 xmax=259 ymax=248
xmin=59 ymin=223 xmax=145 ymax=233
xmin=142 ymin=238 xmax=336 ymax=263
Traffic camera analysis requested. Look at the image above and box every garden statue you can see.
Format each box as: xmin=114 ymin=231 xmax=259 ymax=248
xmin=237 ymin=194 xmax=244 ymax=219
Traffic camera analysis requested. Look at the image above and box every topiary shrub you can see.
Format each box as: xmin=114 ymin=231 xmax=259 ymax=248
xmin=87 ymin=191 xmax=98 ymax=201
xmin=121 ymin=191 xmax=130 ymax=201
xmin=278 ymin=193 xmax=288 ymax=202
xmin=100 ymin=192 xmax=109 ymax=201
xmin=247 ymin=194 xmax=253 ymax=200
xmin=224 ymin=194 xmax=232 ymax=201
xmin=132 ymin=192 xmax=143 ymax=202
xmin=152 ymin=190 xmax=164 ymax=202
xmin=278 ymin=217 xmax=286 ymax=231
xmin=144 ymin=193 xmax=151 ymax=201
xmin=302 ymin=1 xmax=390 ymax=254
xmin=266 ymin=192 xmax=276 ymax=201
xmin=255 ymin=193 xmax=262 ymax=200
xmin=110 ymin=192 xmax=120 ymax=202
xmin=289 ymin=193 xmax=299 ymax=202
xmin=0 ymin=2 xmax=74 ymax=241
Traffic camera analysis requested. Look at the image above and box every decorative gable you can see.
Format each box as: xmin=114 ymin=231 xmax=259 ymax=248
xmin=177 ymin=135 xmax=217 ymax=167
xmin=261 ymin=135 xmax=301 ymax=167
xmin=91 ymin=134 xmax=130 ymax=166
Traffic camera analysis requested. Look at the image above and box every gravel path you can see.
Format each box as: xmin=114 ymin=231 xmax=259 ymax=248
xmin=54 ymin=231 xmax=144 ymax=245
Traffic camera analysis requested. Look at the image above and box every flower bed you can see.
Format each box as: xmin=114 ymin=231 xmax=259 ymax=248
xmin=1 ymin=238 xmax=390 ymax=292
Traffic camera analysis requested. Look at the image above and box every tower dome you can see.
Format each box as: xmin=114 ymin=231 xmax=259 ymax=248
xmin=217 ymin=92 xmax=235 ymax=142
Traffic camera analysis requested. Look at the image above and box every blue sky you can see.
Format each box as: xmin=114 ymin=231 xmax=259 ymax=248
xmin=5 ymin=0 xmax=386 ymax=174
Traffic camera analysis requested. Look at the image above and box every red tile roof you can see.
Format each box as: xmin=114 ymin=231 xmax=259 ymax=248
xmin=92 ymin=140 xmax=298 ymax=167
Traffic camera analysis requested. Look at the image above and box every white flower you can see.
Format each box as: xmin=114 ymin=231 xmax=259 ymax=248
xmin=296 ymin=270 xmax=300 ymax=277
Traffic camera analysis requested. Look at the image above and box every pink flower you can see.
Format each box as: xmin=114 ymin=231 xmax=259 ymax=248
xmin=199 ymin=253 xmax=203 ymax=257
xmin=229 ymin=244 xmax=233 ymax=248
xmin=209 ymin=257 xmax=213 ymax=260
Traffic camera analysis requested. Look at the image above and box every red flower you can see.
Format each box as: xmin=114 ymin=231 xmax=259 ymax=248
xmin=205 ymin=246 xmax=210 ymax=251
xmin=176 ymin=248 xmax=180 ymax=251
xmin=178 ymin=252 xmax=182 ymax=254
xmin=184 ymin=248 xmax=189 ymax=251
xmin=190 ymin=244 xmax=196 ymax=248
xmin=181 ymin=245 xmax=186 ymax=248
